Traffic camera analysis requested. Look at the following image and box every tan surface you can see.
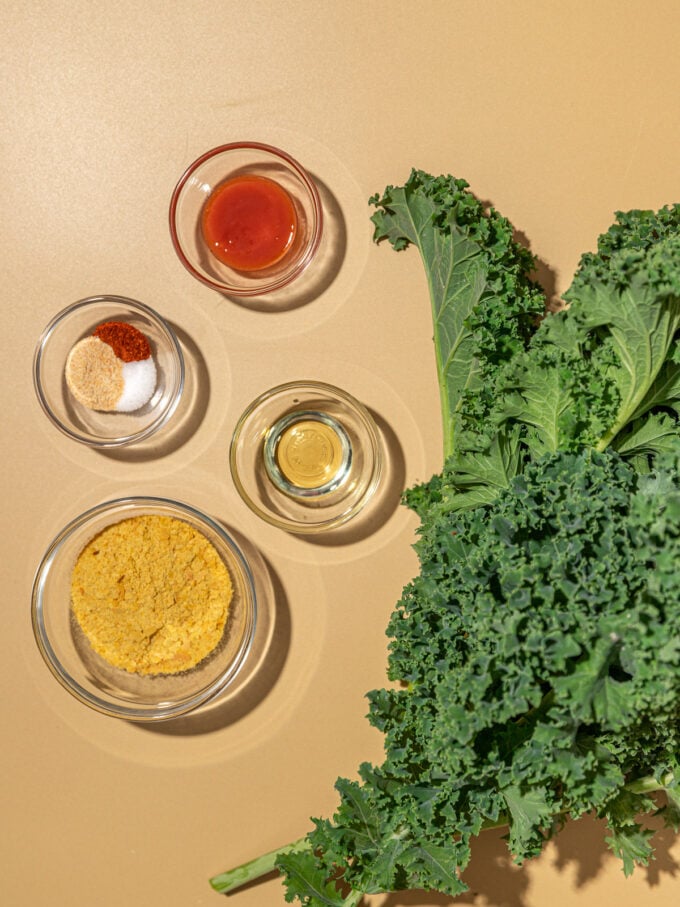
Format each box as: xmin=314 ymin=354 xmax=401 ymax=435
xmin=3 ymin=2 xmax=679 ymax=905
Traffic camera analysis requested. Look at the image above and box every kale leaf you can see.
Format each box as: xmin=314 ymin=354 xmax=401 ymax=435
xmin=370 ymin=169 xmax=545 ymax=460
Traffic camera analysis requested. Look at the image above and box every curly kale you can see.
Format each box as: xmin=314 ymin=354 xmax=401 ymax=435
xmin=210 ymin=176 xmax=680 ymax=906
xmin=286 ymin=450 xmax=680 ymax=900
xmin=568 ymin=204 xmax=680 ymax=294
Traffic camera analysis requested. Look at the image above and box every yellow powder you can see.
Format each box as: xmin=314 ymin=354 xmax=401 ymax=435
xmin=71 ymin=515 xmax=233 ymax=675
xmin=65 ymin=336 xmax=125 ymax=411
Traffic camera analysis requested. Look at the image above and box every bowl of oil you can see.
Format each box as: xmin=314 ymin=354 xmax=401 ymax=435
xmin=230 ymin=381 xmax=384 ymax=533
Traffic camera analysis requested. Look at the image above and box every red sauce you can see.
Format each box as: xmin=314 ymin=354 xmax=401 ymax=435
xmin=201 ymin=174 xmax=298 ymax=271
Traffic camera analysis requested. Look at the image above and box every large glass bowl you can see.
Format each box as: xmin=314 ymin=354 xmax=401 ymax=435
xmin=33 ymin=296 xmax=184 ymax=448
xmin=169 ymin=142 xmax=323 ymax=297
xmin=31 ymin=497 xmax=257 ymax=721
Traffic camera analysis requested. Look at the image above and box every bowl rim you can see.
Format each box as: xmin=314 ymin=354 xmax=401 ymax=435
xmin=31 ymin=495 xmax=258 ymax=721
xmin=33 ymin=295 xmax=185 ymax=449
xmin=229 ymin=379 xmax=384 ymax=534
xmin=168 ymin=141 xmax=324 ymax=297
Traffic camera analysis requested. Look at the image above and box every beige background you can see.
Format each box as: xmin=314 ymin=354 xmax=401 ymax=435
xmin=2 ymin=2 xmax=679 ymax=905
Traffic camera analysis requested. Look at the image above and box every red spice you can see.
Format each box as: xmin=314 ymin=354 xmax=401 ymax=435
xmin=93 ymin=321 xmax=152 ymax=362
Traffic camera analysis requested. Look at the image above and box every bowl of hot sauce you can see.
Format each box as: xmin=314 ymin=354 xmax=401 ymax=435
xmin=169 ymin=142 xmax=323 ymax=297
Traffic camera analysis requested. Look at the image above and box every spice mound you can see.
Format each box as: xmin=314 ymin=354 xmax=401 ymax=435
xmin=65 ymin=321 xmax=157 ymax=413
xmin=71 ymin=515 xmax=233 ymax=675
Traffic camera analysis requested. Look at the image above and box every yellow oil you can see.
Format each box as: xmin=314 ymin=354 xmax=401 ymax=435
xmin=275 ymin=418 xmax=346 ymax=490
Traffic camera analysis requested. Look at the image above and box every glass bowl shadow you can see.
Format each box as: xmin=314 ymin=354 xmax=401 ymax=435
xmin=33 ymin=296 xmax=185 ymax=448
xmin=169 ymin=142 xmax=323 ymax=297
xmin=31 ymin=497 xmax=257 ymax=722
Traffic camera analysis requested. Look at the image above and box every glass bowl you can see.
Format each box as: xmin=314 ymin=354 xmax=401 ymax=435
xmin=169 ymin=142 xmax=323 ymax=296
xmin=33 ymin=296 xmax=184 ymax=448
xmin=230 ymin=381 xmax=383 ymax=534
xmin=31 ymin=497 xmax=257 ymax=721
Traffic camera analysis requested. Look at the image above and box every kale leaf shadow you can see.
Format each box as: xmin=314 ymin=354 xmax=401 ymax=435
xmin=361 ymin=812 xmax=679 ymax=907
xmin=550 ymin=810 xmax=679 ymax=890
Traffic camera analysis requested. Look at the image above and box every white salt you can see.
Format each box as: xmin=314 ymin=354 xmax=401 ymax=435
xmin=116 ymin=358 xmax=157 ymax=412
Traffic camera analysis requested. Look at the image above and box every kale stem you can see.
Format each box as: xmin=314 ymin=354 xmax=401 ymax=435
xmin=209 ymin=836 xmax=312 ymax=894
xmin=624 ymin=771 xmax=675 ymax=795
xmin=209 ymin=772 xmax=674 ymax=897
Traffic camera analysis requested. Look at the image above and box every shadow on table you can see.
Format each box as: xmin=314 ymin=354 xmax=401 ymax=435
xmin=369 ymin=812 xmax=679 ymax=907
xmin=136 ymin=530 xmax=290 ymax=736
xmin=303 ymin=408 xmax=407 ymax=549
xmin=99 ymin=323 xmax=210 ymax=463
xmin=221 ymin=174 xmax=347 ymax=313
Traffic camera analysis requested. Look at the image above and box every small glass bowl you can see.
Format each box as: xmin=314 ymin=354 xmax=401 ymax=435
xmin=169 ymin=142 xmax=323 ymax=297
xmin=31 ymin=497 xmax=257 ymax=721
xmin=230 ymin=381 xmax=383 ymax=534
xmin=33 ymin=296 xmax=184 ymax=448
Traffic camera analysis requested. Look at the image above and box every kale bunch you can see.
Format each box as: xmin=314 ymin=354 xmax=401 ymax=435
xmin=211 ymin=175 xmax=680 ymax=906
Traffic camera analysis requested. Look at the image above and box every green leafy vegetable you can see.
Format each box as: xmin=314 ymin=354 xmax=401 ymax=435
xmin=210 ymin=171 xmax=680 ymax=904
xmin=368 ymin=170 xmax=545 ymax=460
